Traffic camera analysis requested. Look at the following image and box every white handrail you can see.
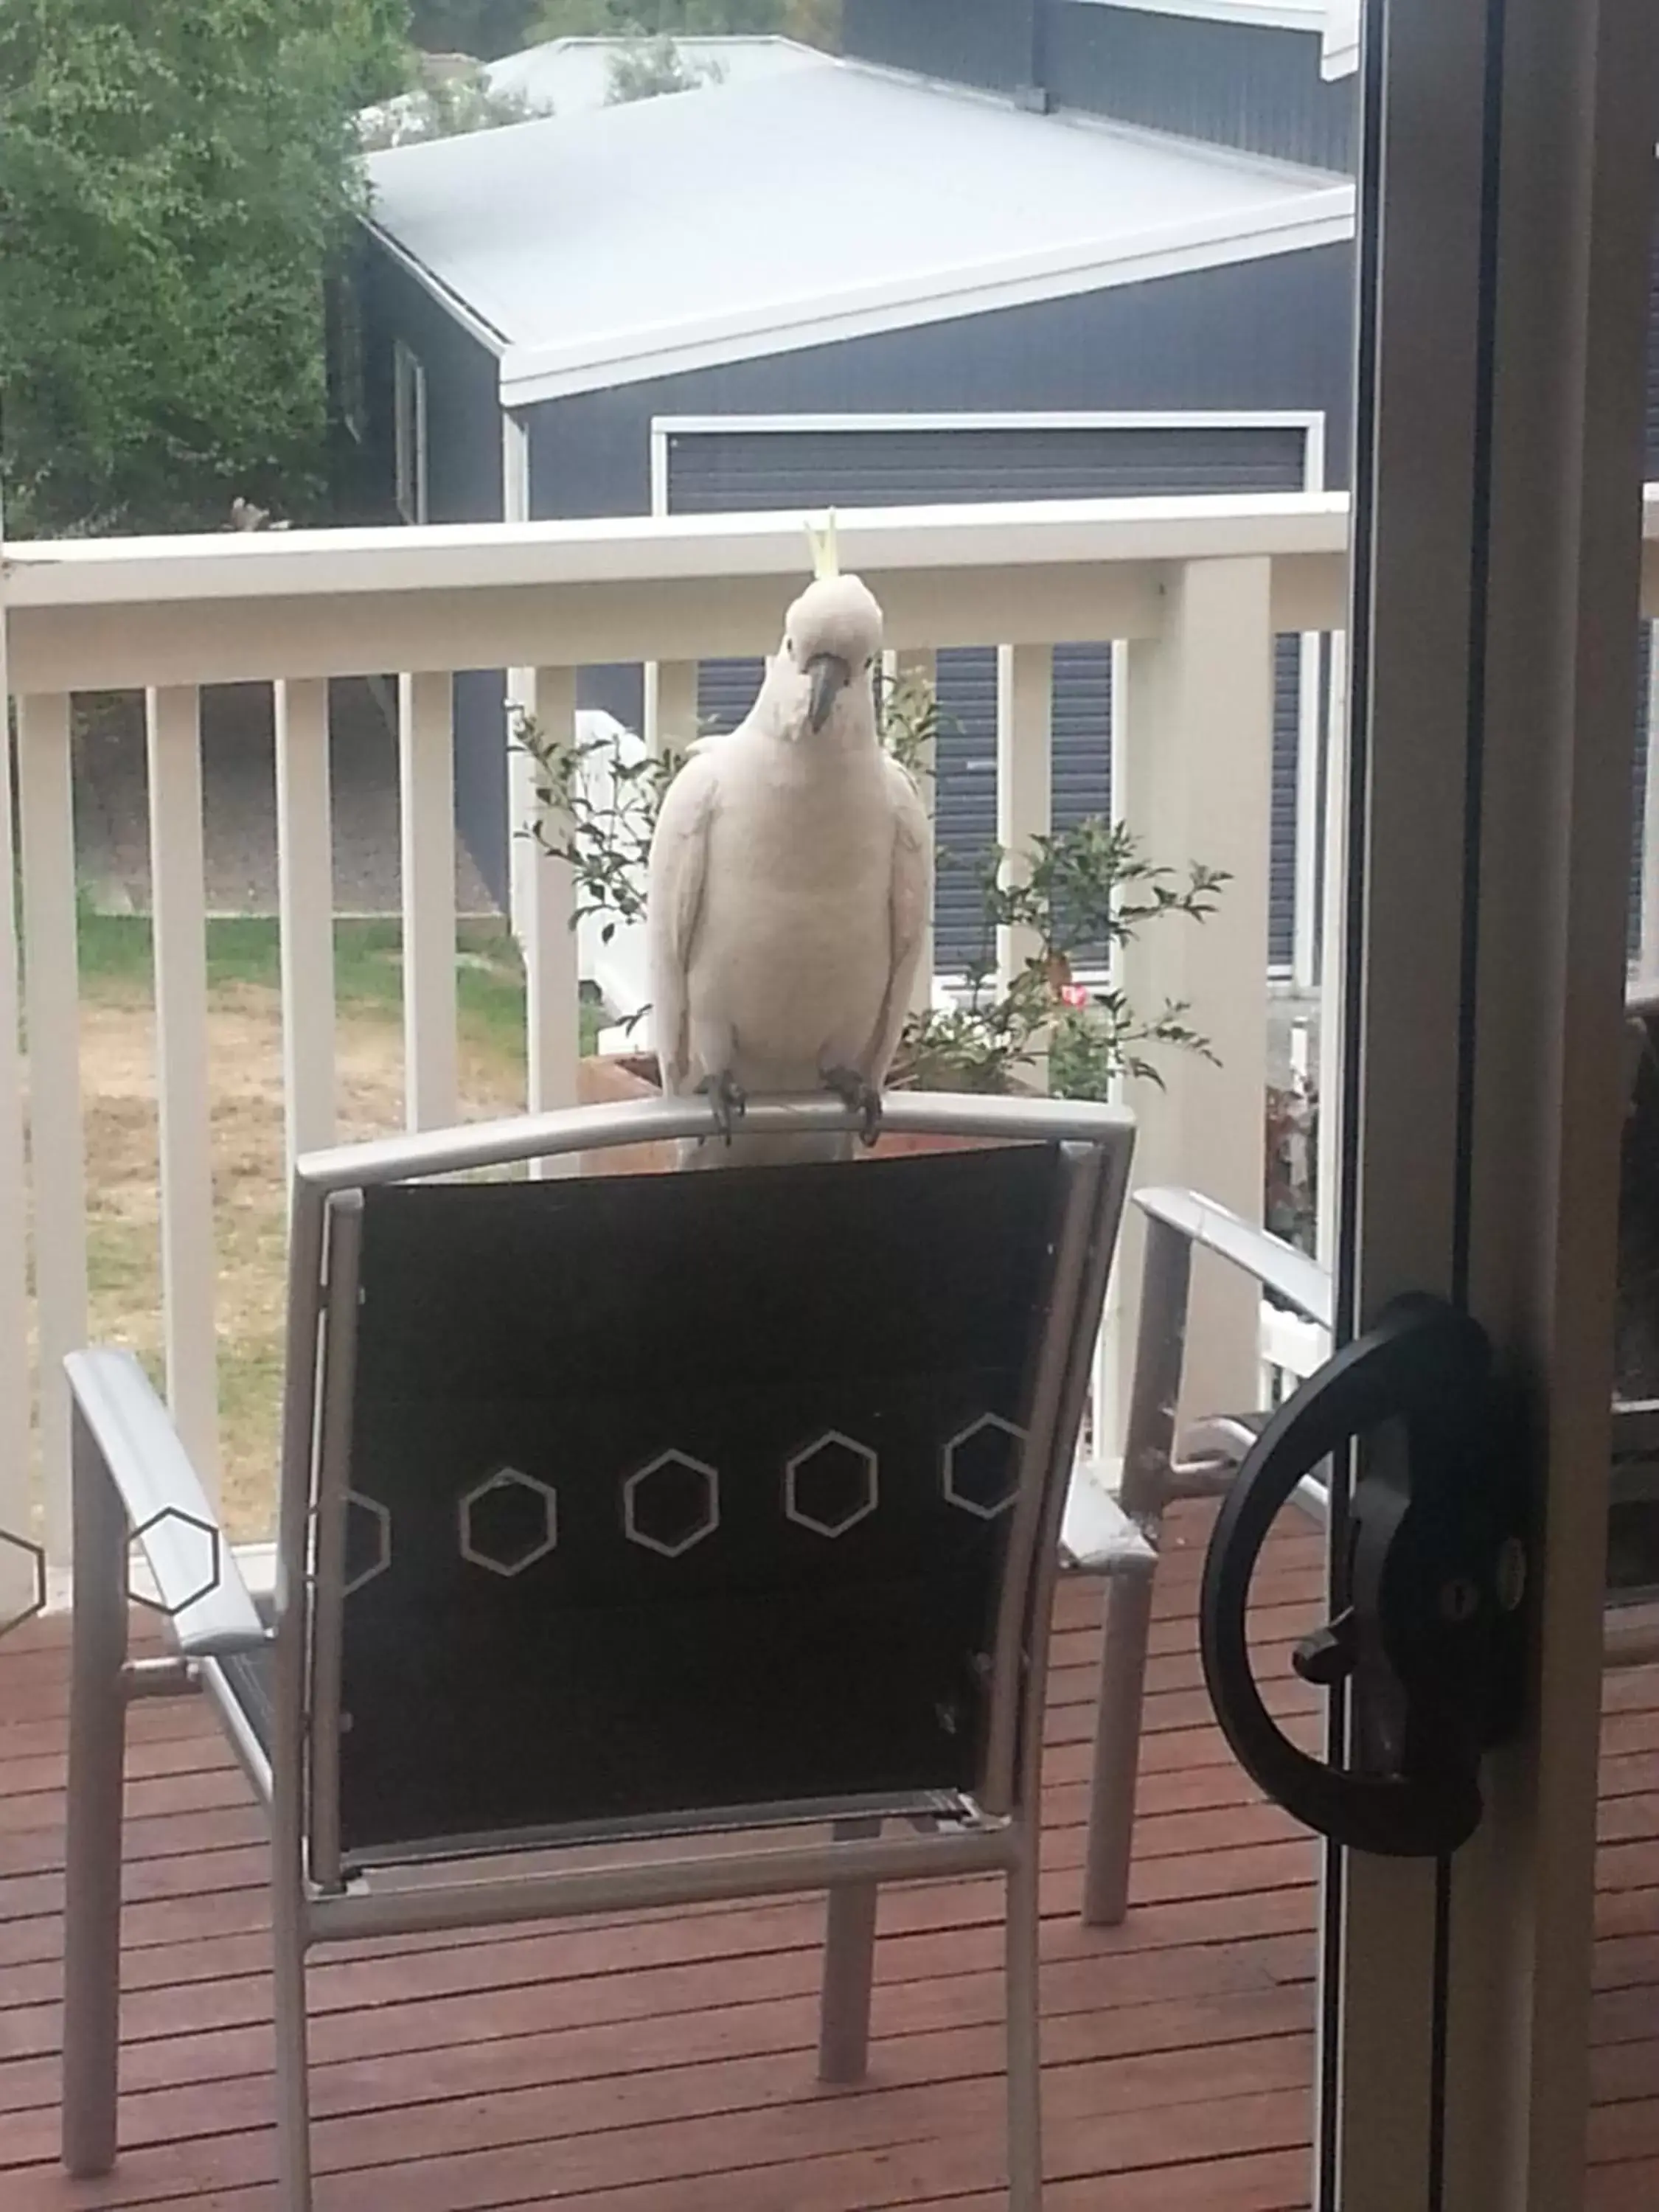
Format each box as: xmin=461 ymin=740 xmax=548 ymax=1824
xmin=3 ymin=484 xmax=1652 ymax=1575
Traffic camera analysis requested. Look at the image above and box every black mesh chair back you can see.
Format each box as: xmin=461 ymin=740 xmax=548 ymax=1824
xmin=313 ymin=1142 xmax=1085 ymax=1871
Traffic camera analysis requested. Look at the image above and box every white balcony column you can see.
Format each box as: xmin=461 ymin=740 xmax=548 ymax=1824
xmin=1116 ymin=557 xmax=1275 ymax=1426
xmin=397 ymin=671 xmax=459 ymax=1133
xmin=146 ymin=685 xmax=221 ymax=1497
xmin=17 ymin=692 xmax=88 ymax=1565
xmin=274 ymin=680 xmax=336 ymax=1170
xmin=0 ymin=611 xmax=36 ymax=1612
xmin=507 ymin=666 xmax=538 ymax=949
xmin=523 ymin=666 xmax=582 ymax=1176
xmin=892 ymin=647 xmax=938 ymax=1011
xmin=1317 ymin=630 xmax=1351 ymax=1275
xmin=502 ymin=410 xmax=536 ymax=945
xmin=645 ymin=661 xmax=699 ymax=761
xmin=996 ymin=644 xmax=1054 ymax=1091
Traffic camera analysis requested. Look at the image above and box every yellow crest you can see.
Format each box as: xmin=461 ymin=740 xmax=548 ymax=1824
xmin=805 ymin=507 xmax=840 ymax=582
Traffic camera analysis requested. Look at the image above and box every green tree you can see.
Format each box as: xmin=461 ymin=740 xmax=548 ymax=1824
xmin=0 ymin=0 xmax=408 ymax=538
xmin=361 ymin=58 xmax=535 ymax=147
xmin=605 ymin=34 xmax=720 ymax=101
xmin=408 ymin=1 xmax=545 ymax=58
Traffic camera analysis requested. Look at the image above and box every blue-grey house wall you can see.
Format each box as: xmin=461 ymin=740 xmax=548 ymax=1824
xmin=503 ymin=246 xmax=1354 ymax=945
xmin=841 ymin=0 xmax=1040 ymax=99
xmin=842 ymin=0 xmax=1356 ymax=173
xmin=1040 ymin=5 xmax=1356 ymax=172
xmin=525 ymin=246 xmax=1354 ymax=524
xmin=354 ymin=247 xmax=512 ymax=905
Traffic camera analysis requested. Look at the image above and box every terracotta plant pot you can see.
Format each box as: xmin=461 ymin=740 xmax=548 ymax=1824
xmin=863 ymin=1122 xmax=1011 ymax=1161
xmin=575 ymin=1052 xmax=678 ymax=1175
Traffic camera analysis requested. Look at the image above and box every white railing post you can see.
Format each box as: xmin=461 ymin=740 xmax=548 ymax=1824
xmin=0 ymin=571 xmax=37 ymax=1613
xmin=645 ymin=661 xmax=699 ymax=759
xmin=146 ymin=686 xmax=220 ymax=1497
xmin=522 ymin=667 xmax=582 ymax=1175
xmin=397 ymin=671 xmax=459 ymax=1131
xmin=17 ymin=692 xmax=88 ymax=1565
xmin=894 ymin=646 xmax=938 ymax=1009
xmin=274 ymin=680 xmax=336 ymax=1169
xmin=502 ymin=411 xmax=536 ymax=948
xmin=1116 ymin=557 xmax=1275 ymax=1426
xmin=995 ymin=642 xmax=1053 ymax=1015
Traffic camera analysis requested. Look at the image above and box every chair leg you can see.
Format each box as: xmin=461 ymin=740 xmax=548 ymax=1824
xmin=272 ymin=1887 xmax=314 ymax=2212
xmin=1004 ymin=1837 xmax=1043 ymax=2212
xmin=61 ymin=1419 xmax=130 ymax=2177
xmin=273 ymin=1814 xmax=314 ymax=2212
xmin=818 ymin=1818 xmax=880 ymax=2084
xmin=1081 ymin=1570 xmax=1155 ymax=1927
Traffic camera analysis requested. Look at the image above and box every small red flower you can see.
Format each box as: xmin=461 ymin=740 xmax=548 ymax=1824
xmin=1059 ymin=984 xmax=1090 ymax=1009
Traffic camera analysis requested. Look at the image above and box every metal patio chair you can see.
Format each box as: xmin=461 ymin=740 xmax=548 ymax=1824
xmin=59 ymin=1090 xmax=1134 ymax=2212
xmin=1079 ymin=987 xmax=1659 ymax=1927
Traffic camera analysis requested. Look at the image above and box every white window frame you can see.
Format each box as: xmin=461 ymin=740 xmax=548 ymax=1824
xmin=1314 ymin=0 xmax=1654 ymax=2203
xmin=393 ymin=339 xmax=428 ymax=526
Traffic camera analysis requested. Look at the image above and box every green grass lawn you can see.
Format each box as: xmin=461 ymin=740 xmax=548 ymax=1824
xmin=73 ymin=909 xmax=574 ymax=1058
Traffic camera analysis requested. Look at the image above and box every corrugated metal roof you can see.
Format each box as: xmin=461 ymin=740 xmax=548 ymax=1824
xmin=365 ymin=62 xmax=1353 ymax=406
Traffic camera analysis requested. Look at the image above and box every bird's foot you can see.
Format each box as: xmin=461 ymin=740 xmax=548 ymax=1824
xmin=696 ymin=1069 xmax=748 ymax=1147
xmin=821 ymin=1067 xmax=884 ymax=1149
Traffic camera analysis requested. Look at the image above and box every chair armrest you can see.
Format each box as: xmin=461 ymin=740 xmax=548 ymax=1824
xmin=1134 ymin=1187 xmax=1334 ymax=1330
xmin=65 ymin=1348 xmax=267 ymax=1659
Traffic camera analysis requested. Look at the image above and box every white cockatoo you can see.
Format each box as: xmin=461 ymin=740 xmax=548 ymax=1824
xmin=646 ymin=524 xmax=931 ymax=1167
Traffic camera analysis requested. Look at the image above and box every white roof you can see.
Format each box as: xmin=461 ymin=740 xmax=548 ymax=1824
xmin=482 ymin=32 xmax=834 ymax=114
xmin=365 ymin=61 xmax=1353 ymax=408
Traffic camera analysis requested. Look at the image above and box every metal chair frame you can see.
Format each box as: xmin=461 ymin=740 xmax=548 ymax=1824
xmin=60 ymin=1089 xmax=1135 ymax=2212
xmin=1081 ymin=1182 xmax=1659 ymax=1927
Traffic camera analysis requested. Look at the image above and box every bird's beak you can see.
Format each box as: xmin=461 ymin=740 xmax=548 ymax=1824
xmin=807 ymin=652 xmax=852 ymax=732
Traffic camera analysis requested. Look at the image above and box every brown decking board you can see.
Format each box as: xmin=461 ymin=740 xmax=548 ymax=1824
xmin=0 ymin=1505 xmax=1652 ymax=2210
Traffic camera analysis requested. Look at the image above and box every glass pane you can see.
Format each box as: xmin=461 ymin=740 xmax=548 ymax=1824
xmin=1597 ymin=223 xmax=1659 ymax=2209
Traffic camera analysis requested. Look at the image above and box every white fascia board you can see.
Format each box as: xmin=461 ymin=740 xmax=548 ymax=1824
xmin=1321 ymin=0 xmax=1361 ymax=77
xmin=496 ymin=186 xmax=1356 ymax=409
xmin=1068 ymin=0 xmax=1325 ymax=29
xmin=364 ymin=220 xmax=508 ymax=357
xmin=652 ymin=408 xmax=1327 ymax=437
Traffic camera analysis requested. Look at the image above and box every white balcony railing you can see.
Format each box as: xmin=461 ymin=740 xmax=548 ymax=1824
xmin=4 ymin=490 xmax=1655 ymax=1592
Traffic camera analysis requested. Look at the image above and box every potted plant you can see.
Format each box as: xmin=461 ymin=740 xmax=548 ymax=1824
xmin=515 ymin=672 xmax=1225 ymax=1161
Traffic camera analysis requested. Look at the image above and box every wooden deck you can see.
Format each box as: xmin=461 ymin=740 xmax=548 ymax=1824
xmin=1 ymin=1505 xmax=1655 ymax=2211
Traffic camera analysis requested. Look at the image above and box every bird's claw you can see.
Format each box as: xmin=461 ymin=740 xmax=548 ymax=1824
xmin=696 ymin=1070 xmax=748 ymax=1147
xmin=822 ymin=1068 xmax=884 ymax=1148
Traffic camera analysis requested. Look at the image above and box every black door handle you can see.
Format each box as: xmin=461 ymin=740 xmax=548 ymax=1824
xmin=1199 ymin=1293 xmax=1527 ymax=1857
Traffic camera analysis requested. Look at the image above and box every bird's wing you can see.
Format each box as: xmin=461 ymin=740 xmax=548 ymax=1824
xmin=863 ymin=756 xmax=934 ymax=1084
xmin=646 ymin=749 xmax=721 ymax=1093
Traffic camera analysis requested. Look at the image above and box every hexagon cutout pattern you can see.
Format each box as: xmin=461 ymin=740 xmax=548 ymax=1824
xmin=0 ymin=1528 xmax=48 ymax=1642
xmin=344 ymin=1491 xmax=392 ymax=1596
xmin=126 ymin=1506 xmax=220 ymax=1617
xmin=785 ymin=1431 xmax=878 ymax=1538
xmin=942 ymin=1413 xmax=1026 ymax=1520
xmin=458 ymin=1467 xmax=557 ymax=1579
xmin=624 ymin=1451 xmax=719 ymax=1559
